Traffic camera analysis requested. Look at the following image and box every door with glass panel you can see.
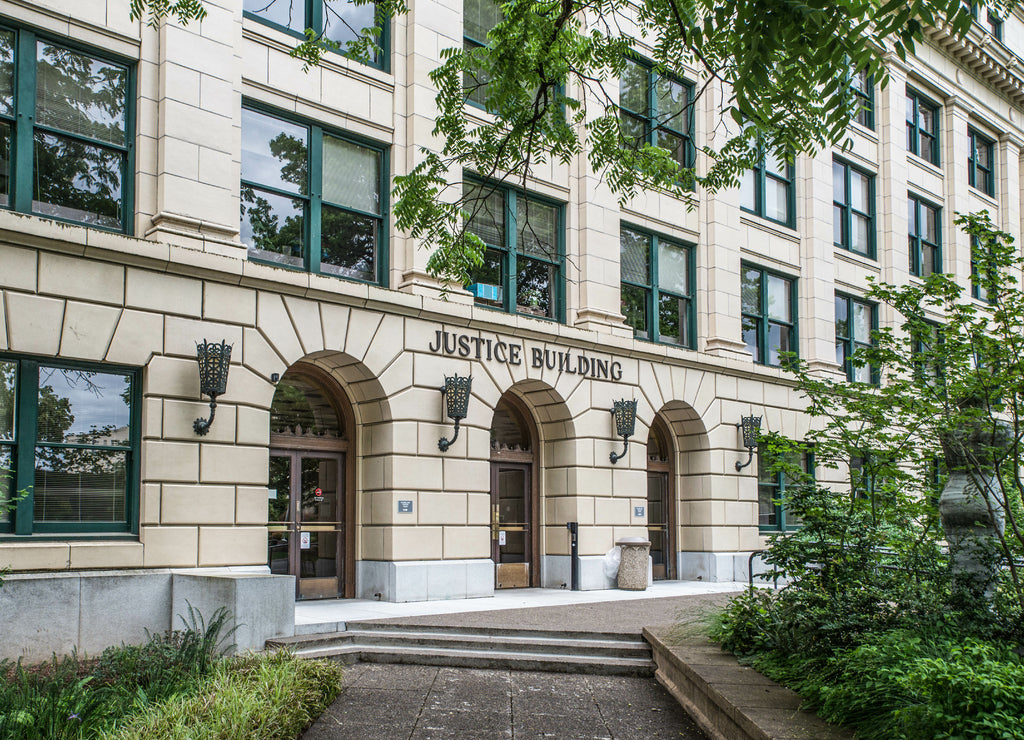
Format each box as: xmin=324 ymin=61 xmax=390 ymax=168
xmin=647 ymin=419 xmax=674 ymax=580
xmin=490 ymin=463 xmax=532 ymax=589
xmin=268 ymin=451 xmax=344 ymax=600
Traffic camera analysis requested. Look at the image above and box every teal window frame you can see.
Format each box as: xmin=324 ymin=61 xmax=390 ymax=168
xmin=240 ymin=102 xmax=390 ymax=287
xmin=619 ymin=224 xmax=696 ymax=349
xmin=462 ymin=0 xmax=501 ymax=109
xmin=739 ymin=145 xmax=795 ymax=228
xmin=912 ymin=320 xmax=944 ymax=384
xmin=908 ymin=194 xmax=942 ymax=277
xmin=758 ymin=446 xmax=813 ymax=532
xmin=0 ymin=354 xmax=141 ymax=538
xmin=464 ymin=177 xmax=566 ymax=323
xmin=851 ymin=67 xmax=874 ymax=130
xmin=242 ymin=0 xmax=389 ymax=72
xmin=906 ymin=89 xmax=940 ymax=165
xmin=833 ymin=158 xmax=875 ymax=258
xmin=834 ymin=293 xmax=877 ymax=384
xmin=971 ymin=235 xmax=995 ymax=303
xmin=0 ymin=23 xmax=135 ymax=234
xmin=968 ymin=127 xmax=995 ymax=197
xmin=741 ymin=263 xmax=798 ymax=368
xmin=970 ymin=3 xmax=1003 ymax=39
xmin=618 ymin=55 xmax=696 ymax=179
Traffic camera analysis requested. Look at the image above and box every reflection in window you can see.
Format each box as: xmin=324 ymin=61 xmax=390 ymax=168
xmin=742 ymin=264 xmax=796 ymax=367
xmin=833 ymin=159 xmax=874 ymax=257
xmin=241 ymin=106 xmax=385 ymax=284
xmin=619 ymin=57 xmax=694 ymax=175
xmin=906 ymin=90 xmax=939 ymax=165
xmin=739 ymin=145 xmax=794 ymax=227
xmin=908 ymin=195 xmax=941 ymax=277
xmin=270 ymin=374 xmax=344 ymax=440
xmin=968 ymin=128 xmax=995 ymax=197
xmin=463 ymin=0 xmax=502 ymax=106
xmin=464 ymin=180 xmax=563 ymax=321
xmin=243 ymin=0 xmax=384 ymax=68
xmin=759 ymin=447 xmax=811 ymax=531
xmin=835 ymin=294 xmax=876 ymax=383
xmin=1 ymin=357 xmax=139 ymax=534
xmin=619 ymin=226 xmax=694 ymax=348
xmin=0 ymin=26 xmax=131 ymax=231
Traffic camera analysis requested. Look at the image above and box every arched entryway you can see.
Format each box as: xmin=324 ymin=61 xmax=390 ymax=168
xmin=489 ymin=395 xmax=540 ymax=589
xmin=647 ymin=416 xmax=676 ymax=580
xmin=268 ymin=365 xmax=356 ymax=599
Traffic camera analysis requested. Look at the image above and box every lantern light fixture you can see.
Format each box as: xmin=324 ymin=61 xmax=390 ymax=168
xmin=609 ymin=398 xmax=638 ymax=464
xmin=194 ymin=339 xmax=233 ymax=436
xmin=735 ymin=415 xmax=762 ymax=471
xmin=438 ymin=374 xmax=473 ymax=452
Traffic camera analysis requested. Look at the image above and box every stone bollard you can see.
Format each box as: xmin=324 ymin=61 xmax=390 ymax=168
xmin=615 ymin=537 xmax=651 ymax=590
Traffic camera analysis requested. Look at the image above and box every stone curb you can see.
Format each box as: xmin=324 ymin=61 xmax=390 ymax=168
xmin=643 ymin=626 xmax=855 ymax=740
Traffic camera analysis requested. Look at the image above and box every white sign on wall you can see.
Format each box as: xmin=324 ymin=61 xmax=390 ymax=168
xmin=300 ymin=532 xmax=311 ymax=550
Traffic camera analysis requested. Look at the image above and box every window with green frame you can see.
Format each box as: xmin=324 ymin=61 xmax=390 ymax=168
xmin=463 ymin=0 xmax=502 ymax=107
xmin=739 ymin=145 xmax=794 ymax=227
xmin=620 ymin=225 xmax=695 ymax=348
xmin=758 ymin=446 xmax=812 ymax=532
xmin=741 ymin=264 xmax=797 ymax=367
xmin=240 ymin=105 xmax=387 ymax=285
xmin=464 ymin=180 xmax=564 ymax=320
xmin=835 ymin=293 xmax=876 ymax=383
xmin=912 ymin=320 xmax=944 ymax=384
xmin=851 ymin=67 xmax=873 ymax=129
xmin=906 ymin=89 xmax=940 ymax=165
xmin=968 ymin=127 xmax=995 ymax=197
xmin=619 ymin=57 xmax=695 ymax=174
xmin=243 ymin=0 xmax=386 ymax=70
xmin=833 ymin=158 xmax=874 ymax=257
xmin=0 ymin=25 xmax=133 ymax=232
xmin=0 ymin=356 xmax=140 ymax=536
xmin=971 ymin=235 xmax=995 ymax=302
xmin=908 ymin=194 xmax=941 ymax=277
xmin=969 ymin=3 xmax=1003 ymax=39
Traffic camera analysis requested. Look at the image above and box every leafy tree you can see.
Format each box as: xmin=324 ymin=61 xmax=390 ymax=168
xmin=131 ymin=0 xmax=1006 ymax=287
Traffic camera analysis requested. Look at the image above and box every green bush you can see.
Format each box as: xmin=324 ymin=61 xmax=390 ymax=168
xmin=101 ymin=651 xmax=344 ymax=740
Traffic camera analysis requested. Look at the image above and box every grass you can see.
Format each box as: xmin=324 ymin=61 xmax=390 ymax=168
xmin=0 ymin=606 xmax=344 ymax=740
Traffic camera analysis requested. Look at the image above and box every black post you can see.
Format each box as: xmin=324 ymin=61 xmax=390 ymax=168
xmin=566 ymin=521 xmax=579 ymax=590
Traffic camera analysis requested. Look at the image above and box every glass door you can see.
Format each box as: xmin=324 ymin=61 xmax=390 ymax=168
xmin=268 ymin=451 xmax=344 ymax=599
xmin=491 ymin=463 xmax=531 ymax=588
xmin=648 ymin=471 xmax=671 ymax=580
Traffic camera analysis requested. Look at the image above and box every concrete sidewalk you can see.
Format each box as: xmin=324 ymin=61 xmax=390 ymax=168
xmin=299 ymin=583 xmax=744 ymax=739
xmin=294 ymin=580 xmax=748 ymax=633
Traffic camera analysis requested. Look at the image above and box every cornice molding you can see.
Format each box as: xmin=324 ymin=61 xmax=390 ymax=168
xmin=924 ymin=21 xmax=1024 ymax=108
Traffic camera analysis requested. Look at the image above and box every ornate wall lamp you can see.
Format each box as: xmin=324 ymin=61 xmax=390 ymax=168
xmin=194 ymin=339 xmax=233 ymax=436
xmin=438 ymin=374 xmax=472 ymax=452
xmin=735 ymin=415 xmax=762 ymax=471
xmin=609 ymin=399 xmax=638 ymax=464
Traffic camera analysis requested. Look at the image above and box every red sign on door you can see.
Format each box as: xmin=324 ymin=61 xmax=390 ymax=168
xmin=314 ymin=487 xmax=324 ymax=502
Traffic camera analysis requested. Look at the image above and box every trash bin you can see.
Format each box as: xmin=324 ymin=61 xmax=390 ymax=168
xmin=615 ymin=537 xmax=651 ymax=590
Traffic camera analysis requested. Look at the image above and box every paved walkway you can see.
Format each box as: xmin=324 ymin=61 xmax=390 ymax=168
xmin=299 ymin=582 xmax=745 ymax=739
xmin=302 ymin=663 xmax=709 ymax=740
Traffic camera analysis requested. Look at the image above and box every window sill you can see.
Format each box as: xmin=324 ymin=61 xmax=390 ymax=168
xmin=739 ymin=214 xmax=799 ymax=241
xmin=968 ymin=186 xmax=998 ymax=207
xmin=834 ymin=248 xmax=880 ymax=272
xmin=848 ymin=122 xmax=878 ymax=142
xmin=240 ymin=18 xmax=392 ymax=81
xmin=907 ymin=154 xmax=943 ymax=178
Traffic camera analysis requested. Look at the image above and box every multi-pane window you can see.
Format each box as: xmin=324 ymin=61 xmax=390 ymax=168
xmin=739 ymin=146 xmax=794 ymax=227
xmin=971 ymin=236 xmax=994 ymax=302
xmin=241 ymin=106 xmax=386 ymax=285
xmin=908 ymin=195 xmax=941 ymax=277
xmin=758 ymin=447 xmax=811 ymax=532
xmin=968 ymin=128 xmax=995 ymax=197
xmin=851 ymin=68 xmax=873 ymax=130
xmin=243 ymin=0 xmax=385 ymax=69
xmin=835 ymin=294 xmax=876 ymax=383
xmin=463 ymin=0 xmax=502 ymax=106
xmin=1 ymin=357 xmax=139 ymax=536
xmin=620 ymin=226 xmax=695 ymax=348
xmin=0 ymin=26 xmax=132 ymax=232
xmin=741 ymin=265 xmax=797 ymax=367
xmin=833 ymin=159 xmax=874 ymax=257
xmin=906 ymin=90 xmax=940 ymax=165
xmin=971 ymin=3 xmax=1003 ymax=39
xmin=913 ymin=321 xmax=943 ymax=383
xmin=619 ymin=57 xmax=695 ymax=174
xmin=464 ymin=180 xmax=563 ymax=320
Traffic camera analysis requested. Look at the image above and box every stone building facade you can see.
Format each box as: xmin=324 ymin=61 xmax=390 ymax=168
xmin=1 ymin=0 xmax=1023 ymax=659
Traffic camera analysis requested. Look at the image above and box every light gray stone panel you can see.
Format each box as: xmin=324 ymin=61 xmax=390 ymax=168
xmin=171 ymin=573 xmax=295 ymax=652
xmin=78 ymin=572 xmax=174 ymax=655
xmin=0 ymin=572 xmax=82 ymax=662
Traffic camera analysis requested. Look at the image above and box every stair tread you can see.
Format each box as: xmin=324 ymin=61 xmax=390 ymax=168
xmin=289 ymin=643 xmax=654 ymax=664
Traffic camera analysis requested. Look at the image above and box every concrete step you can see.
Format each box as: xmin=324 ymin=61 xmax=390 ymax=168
xmin=267 ymin=623 xmax=656 ymax=676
